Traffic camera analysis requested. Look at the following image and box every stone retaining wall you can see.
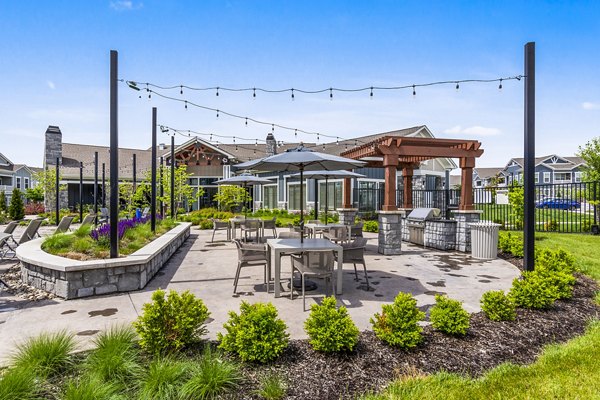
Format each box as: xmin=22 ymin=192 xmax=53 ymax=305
xmin=18 ymin=223 xmax=191 ymax=299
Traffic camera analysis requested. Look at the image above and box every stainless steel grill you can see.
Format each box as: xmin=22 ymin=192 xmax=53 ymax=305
xmin=406 ymin=208 xmax=442 ymax=245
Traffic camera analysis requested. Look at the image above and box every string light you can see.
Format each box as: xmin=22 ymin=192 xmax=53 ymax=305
xmin=412 ymin=85 xmax=416 ymax=96
xmin=216 ymin=109 xmax=219 ymax=118
xmin=455 ymin=82 xmax=460 ymax=91
xmin=184 ymin=100 xmax=187 ymax=109
xmin=291 ymin=88 xmax=294 ymax=100
xmin=125 ymin=75 xmax=522 ymax=97
xmin=216 ymin=87 xmax=219 ymax=96
xmin=370 ymin=86 xmax=373 ymax=99
xmin=499 ymin=78 xmax=503 ymax=90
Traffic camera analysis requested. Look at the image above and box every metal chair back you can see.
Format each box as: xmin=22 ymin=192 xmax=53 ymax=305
xmin=3 ymin=221 xmax=19 ymax=234
xmin=18 ymin=218 xmax=44 ymax=245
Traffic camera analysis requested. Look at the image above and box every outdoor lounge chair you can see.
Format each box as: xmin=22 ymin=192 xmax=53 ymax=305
xmin=338 ymin=237 xmax=369 ymax=289
xmin=1 ymin=218 xmax=44 ymax=259
xmin=81 ymin=214 xmax=96 ymax=226
xmin=98 ymin=208 xmax=109 ymax=224
xmin=290 ymin=250 xmax=335 ymax=311
xmin=233 ymin=239 xmax=271 ymax=294
xmin=211 ymin=219 xmax=231 ymax=242
xmin=3 ymin=221 xmax=19 ymax=235
xmin=54 ymin=216 xmax=74 ymax=234
xmin=141 ymin=207 xmax=150 ymax=218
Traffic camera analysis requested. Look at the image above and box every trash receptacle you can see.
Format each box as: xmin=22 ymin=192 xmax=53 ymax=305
xmin=469 ymin=221 xmax=501 ymax=260
xmin=135 ymin=208 xmax=142 ymax=219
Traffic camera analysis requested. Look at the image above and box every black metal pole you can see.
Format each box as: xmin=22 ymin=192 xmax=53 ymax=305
xmin=325 ymin=176 xmax=329 ymax=225
xmin=524 ymin=42 xmax=536 ymax=271
xmin=132 ymin=153 xmax=137 ymax=193
xmin=151 ymin=107 xmax=157 ymax=232
xmin=170 ymin=135 xmax=175 ymax=219
xmin=55 ymin=157 xmax=60 ymax=226
xmin=300 ymin=166 xmax=304 ymax=243
xmin=314 ymin=178 xmax=318 ymax=221
xmin=79 ymin=161 xmax=83 ymax=222
xmin=159 ymin=156 xmax=164 ymax=216
xmin=102 ymin=163 xmax=106 ymax=207
xmin=109 ymin=50 xmax=119 ymax=258
xmin=445 ymin=169 xmax=450 ymax=219
xmin=94 ymin=151 xmax=98 ymax=224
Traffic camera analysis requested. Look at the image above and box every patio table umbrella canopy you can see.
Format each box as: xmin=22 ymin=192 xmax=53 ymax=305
xmin=290 ymin=170 xmax=365 ymax=224
xmin=235 ymin=145 xmax=366 ymax=241
xmin=215 ymin=172 xmax=274 ymax=217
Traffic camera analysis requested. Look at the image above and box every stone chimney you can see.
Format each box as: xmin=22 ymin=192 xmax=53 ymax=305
xmin=44 ymin=125 xmax=62 ymax=167
xmin=266 ymin=132 xmax=277 ymax=156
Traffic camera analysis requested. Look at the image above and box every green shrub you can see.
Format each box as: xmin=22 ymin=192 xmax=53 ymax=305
xmin=198 ymin=219 xmax=213 ymax=230
xmin=218 ymin=301 xmax=289 ymax=363
xmin=62 ymin=375 xmax=122 ymax=400
xmin=509 ymin=272 xmax=557 ymax=309
xmin=480 ymin=290 xmax=516 ymax=321
xmin=535 ymin=249 xmax=576 ymax=273
xmin=179 ymin=347 xmax=240 ymax=400
xmin=85 ymin=325 xmax=140 ymax=384
xmin=429 ymin=295 xmax=470 ymax=336
xmin=73 ymin=223 xmax=92 ymax=238
xmin=544 ymin=220 xmax=559 ymax=231
xmin=363 ymin=220 xmax=379 ymax=233
xmin=304 ymin=296 xmax=359 ymax=353
xmin=138 ymin=358 xmax=189 ymax=400
xmin=134 ymin=289 xmax=210 ymax=355
xmin=534 ymin=268 xmax=576 ymax=300
xmin=256 ymin=373 xmax=287 ymax=400
xmin=41 ymin=233 xmax=75 ymax=253
xmin=8 ymin=189 xmax=25 ymax=220
xmin=0 ymin=191 xmax=6 ymax=213
xmin=498 ymin=232 xmax=524 ymax=257
xmin=11 ymin=330 xmax=75 ymax=378
xmin=370 ymin=292 xmax=425 ymax=348
xmin=0 ymin=367 xmax=39 ymax=400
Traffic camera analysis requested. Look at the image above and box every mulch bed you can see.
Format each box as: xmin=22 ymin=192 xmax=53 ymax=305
xmin=233 ymin=274 xmax=599 ymax=400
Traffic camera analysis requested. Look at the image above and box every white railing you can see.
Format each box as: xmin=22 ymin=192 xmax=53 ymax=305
xmin=0 ymin=184 xmax=13 ymax=192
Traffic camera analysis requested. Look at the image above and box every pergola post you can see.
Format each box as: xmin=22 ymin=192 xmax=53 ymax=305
xmin=342 ymin=177 xmax=352 ymax=208
xmin=382 ymin=154 xmax=398 ymax=211
xmin=401 ymin=165 xmax=414 ymax=209
xmin=459 ymin=157 xmax=475 ymax=210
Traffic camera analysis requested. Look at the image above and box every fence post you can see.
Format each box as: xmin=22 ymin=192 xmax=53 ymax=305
xmin=594 ymin=181 xmax=598 ymax=225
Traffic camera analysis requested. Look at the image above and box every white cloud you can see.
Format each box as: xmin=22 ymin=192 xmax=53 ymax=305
xmin=443 ymin=125 xmax=501 ymax=137
xmin=582 ymin=102 xmax=600 ymax=110
xmin=47 ymin=80 xmax=55 ymax=90
xmin=109 ymin=1 xmax=142 ymax=11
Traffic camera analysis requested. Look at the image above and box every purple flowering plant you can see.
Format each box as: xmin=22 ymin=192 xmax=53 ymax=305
xmin=90 ymin=215 xmax=160 ymax=245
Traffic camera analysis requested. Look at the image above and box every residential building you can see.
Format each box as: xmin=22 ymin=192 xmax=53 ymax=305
xmin=501 ymin=155 xmax=585 ymax=186
xmin=0 ymin=152 xmax=41 ymax=207
xmin=43 ymin=124 xmax=458 ymax=212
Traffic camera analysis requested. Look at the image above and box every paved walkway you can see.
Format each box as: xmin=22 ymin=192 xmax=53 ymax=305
xmin=0 ymin=225 xmax=520 ymax=364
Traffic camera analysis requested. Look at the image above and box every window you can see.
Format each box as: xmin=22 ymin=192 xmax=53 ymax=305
xmin=554 ymin=172 xmax=572 ymax=182
xmin=319 ymin=181 xmax=342 ymax=210
xmin=475 ymin=180 xmax=482 ymax=187
xmin=574 ymin=172 xmax=582 ymax=183
xmin=543 ymin=172 xmax=551 ymax=183
xmin=287 ymin=183 xmax=305 ymax=210
xmin=263 ymin=185 xmax=277 ymax=209
xmin=24 ymin=178 xmax=29 ymax=189
xmin=535 ymin=172 xmax=539 ymax=184
xmin=16 ymin=177 xmax=21 ymax=189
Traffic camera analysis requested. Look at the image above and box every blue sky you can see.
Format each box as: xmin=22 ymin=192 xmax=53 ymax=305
xmin=1 ymin=0 xmax=599 ymax=168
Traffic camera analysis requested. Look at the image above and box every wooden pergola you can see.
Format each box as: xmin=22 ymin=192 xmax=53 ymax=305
xmin=340 ymin=136 xmax=484 ymax=211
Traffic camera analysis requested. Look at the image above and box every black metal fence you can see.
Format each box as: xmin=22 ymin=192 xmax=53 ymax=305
xmin=354 ymin=181 xmax=599 ymax=233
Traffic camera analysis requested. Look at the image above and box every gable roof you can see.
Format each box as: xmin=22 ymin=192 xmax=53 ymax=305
xmin=503 ymin=154 xmax=586 ymax=171
xmin=474 ymin=167 xmax=503 ymax=179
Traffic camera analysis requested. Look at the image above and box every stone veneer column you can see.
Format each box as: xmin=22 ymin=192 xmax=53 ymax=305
xmin=44 ymin=125 xmax=63 ymax=212
xmin=337 ymin=208 xmax=358 ymax=225
xmin=378 ymin=211 xmax=403 ymax=255
xmin=453 ymin=210 xmax=483 ymax=252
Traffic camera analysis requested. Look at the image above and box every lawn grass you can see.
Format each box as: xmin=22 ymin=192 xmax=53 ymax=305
xmin=362 ymin=320 xmax=600 ymax=400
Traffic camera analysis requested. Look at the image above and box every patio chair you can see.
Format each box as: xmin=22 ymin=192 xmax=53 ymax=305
xmin=55 ymin=216 xmax=74 ymax=234
xmin=81 ymin=213 xmax=96 ymax=226
xmin=287 ymin=223 xmax=302 ymax=233
xmin=241 ymin=219 xmax=261 ymax=242
xmin=290 ymin=250 xmax=335 ymax=311
xmin=278 ymin=231 xmax=301 ymax=239
xmin=98 ymin=208 xmax=109 ymax=225
xmin=262 ymin=217 xmax=277 ymax=239
xmin=17 ymin=218 xmax=44 ymax=245
xmin=338 ymin=237 xmax=369 ymax=289
xmin=1 ymin=218 xmax=45 ymax=259
xmin=350 ymin=222 xmax=364 ymax=239
xmin=233 ymin=239 xmax=271 ymax=294
xmin=323 ymin=226 xmax=348 ymax=244
xmin=211 ymin=219 xmax=231 ymax=242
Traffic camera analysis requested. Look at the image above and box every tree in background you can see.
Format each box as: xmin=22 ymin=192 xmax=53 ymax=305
xmin=25 ymin=185 xmax=44 ymax=202
xmin=34 ymin=169 xmax=67 ymax=211
xmin=508 ymin=182 xmax=524 ymax=230
xmin=156 ymin=165 xmax=202 ymax=215
xmin=0 ymin=191 xmax=6 ymax=213
xmin=577 ymin=137 xmax=600 ymax=224
xmin=214 ymin=185 xmax=250 ymax=212
xmin=9 ymin=188 xmax=25 ymax=220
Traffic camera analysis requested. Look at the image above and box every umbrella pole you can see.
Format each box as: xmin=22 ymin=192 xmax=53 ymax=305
xmin=300 ymin=167 xmax=304 ymax=243
xmin=244 ymin=183 xmax=248 ymax=220
xmin=325 ymin=176 xmax=328 ymax=225
xmin=314 ymin=178 xmax=318 ymax=221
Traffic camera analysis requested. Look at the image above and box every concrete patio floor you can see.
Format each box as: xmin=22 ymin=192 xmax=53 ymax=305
xmin=0 ymin=224 xmax=520 ymax=364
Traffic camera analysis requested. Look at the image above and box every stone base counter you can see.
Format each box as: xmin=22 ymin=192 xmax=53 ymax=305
xmin=16 ymin=223 xmax=191 ymax=299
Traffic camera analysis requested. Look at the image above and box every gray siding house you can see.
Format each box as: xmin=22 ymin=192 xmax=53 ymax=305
xmin=0 ymin=152 xmax=41 ymax=207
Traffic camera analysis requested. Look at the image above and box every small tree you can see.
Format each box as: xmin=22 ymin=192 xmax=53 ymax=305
xmin=214 ymin=185 xmax=250 ymax=212
xmin=9 ymin=188 xmax=25 ymax=220
xmin=34 ymin=169 xmax=66 ymax=212
xmin=508 ymin=182 xmax=524 ymax=229
xmin=0 ymin=191 xmax=6 ymax=212
xmin=156 ymin=165 xmax=202 ymax=215
xmin=577 ymin=137 xmax=600 ymax=224
xmin=25 ymin=186 xmax=44 ymax=202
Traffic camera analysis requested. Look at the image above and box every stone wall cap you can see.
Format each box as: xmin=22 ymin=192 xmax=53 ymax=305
xmin=16 ymin=222 xmax=191 ymax=272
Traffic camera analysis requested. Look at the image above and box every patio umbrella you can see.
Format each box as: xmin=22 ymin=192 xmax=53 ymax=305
xmin=235 ymin=145 xmax=366 ymax=242
xmin=215 ymin=172 xmax=273 ymax=218
xmin=290 ymin=170 xmax=365 ymax=224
